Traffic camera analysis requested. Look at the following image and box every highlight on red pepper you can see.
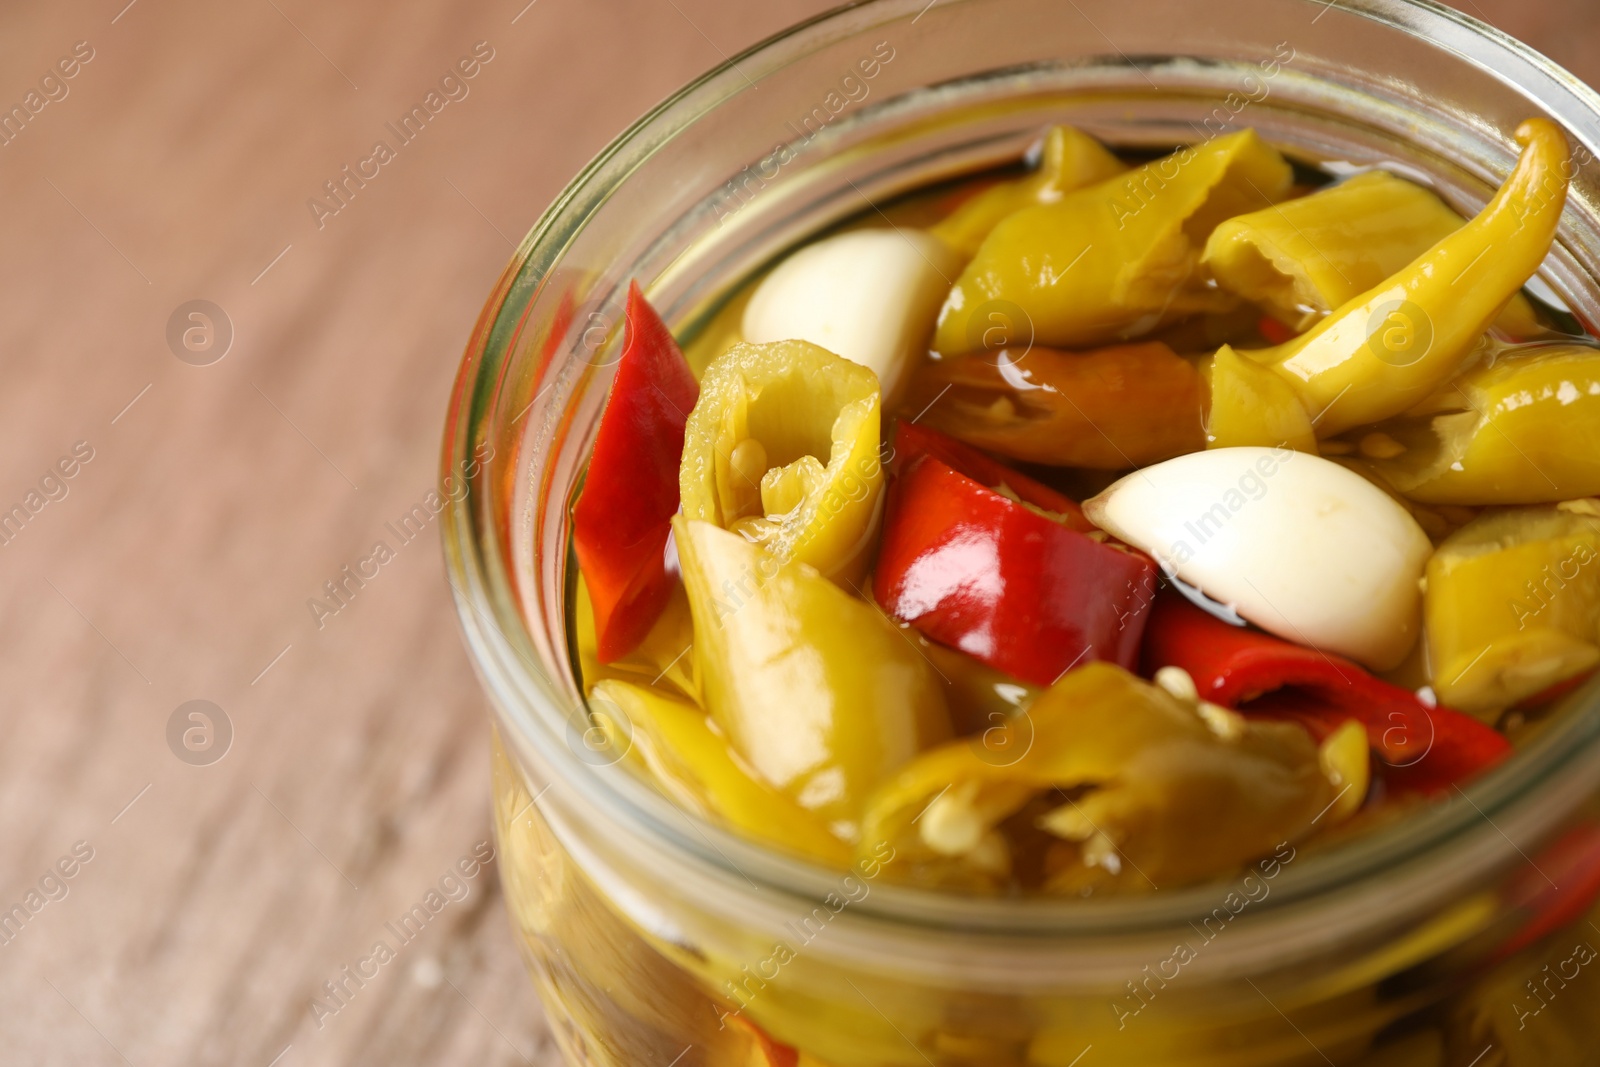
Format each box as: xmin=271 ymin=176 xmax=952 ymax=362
xmin=573 ymin=282 xmax=700 ymax=663
xmin=873 ymin=423 xmax=1157 ymax=687
xmin=1141 ymin=593 xmax=1510 ymax=795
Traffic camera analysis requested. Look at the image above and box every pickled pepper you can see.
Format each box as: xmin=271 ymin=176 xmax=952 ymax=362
xmin=680 ymin=340 xmax=884 ymax=584
xmin=935 ymin=130 xmax=1293 ymax=353
xmin=590 ymin=680 xmax=852 ymax=864
xmin=1260 ymin=119 xmax=1572 ymax=436
xmin=1376 ymin=343 xmax=1600 ymax=505
xmin=574 ymin=282 xmax=700 ymax=663
xmin=929 ymin=125 xmax=1127 ymax=258
xmin=859 ymin=662 xmax=1338 ymax=892
xmin=674 ymin=518 xmax=951 ymax=835
xmin=1203 ymin=168 xmax=1542 ymax=336
xmin=1425 ymin=506 xmax=1600 ymax=715
xmin=873 ymin=428 xmax=1156 ymax=687
xmin=901 ymin=342 xmax=1205 ymax=469
xmin=1142 ymin=594 xmax=1511 ymax=793
xmin=1205 ymin=343 xmax=1319 ymax=453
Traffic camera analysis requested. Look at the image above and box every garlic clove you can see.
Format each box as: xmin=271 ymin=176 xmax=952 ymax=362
xmin=1083 ymin=446 xmax=1432 ymax=670
xmin=742 ymin=228 xmax=958 ymax=402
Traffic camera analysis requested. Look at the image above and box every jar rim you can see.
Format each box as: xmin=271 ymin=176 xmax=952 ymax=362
xmin=443 ymin=0 xmax=1600 ymax=934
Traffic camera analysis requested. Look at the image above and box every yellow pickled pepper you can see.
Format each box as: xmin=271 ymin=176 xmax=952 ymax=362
xmin=1254 ymin=119 xmax=1571 ymax=437
xmin=589 ymin=680 xmax=851 ymax=865
xmin=673 ymin=517 xmax=951 ymax=838
xmin=1203 ymin=169 xmax=1542 ymax=335
xmin=1425 ymin=506 xmax=1600 ymax=715
xmin=929 ymin=125 xmax=1128 ymax=258
xmin=1205 ymin=343 xmax=1320 ymax=453
xmin=679 ymin=340 xmax=884 ymax=585
xmin=1375 ymin=343 xmax=1600 ymax=505
xmin=934 ymin=130 xmax=1294 ymax=353
xmin=858 ymin=664 xmax=1339 ymax=892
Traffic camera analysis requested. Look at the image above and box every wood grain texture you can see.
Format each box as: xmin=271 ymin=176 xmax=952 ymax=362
xmin=0 ymin=1 xmax=1591 ymax=1065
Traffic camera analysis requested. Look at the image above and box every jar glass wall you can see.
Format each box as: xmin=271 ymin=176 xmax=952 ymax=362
xmin=443 ymin=2 xmax=1600 ymax=1064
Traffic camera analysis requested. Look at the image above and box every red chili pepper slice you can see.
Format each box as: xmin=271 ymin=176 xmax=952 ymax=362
xmin=873 ymin=438 xmax=1156 ymax=687
xmin=892 ymin=421 xmax=1091 ymax=528
xmin=1141 ymin=593 xmax=1510 ymax=794
xmin=573 ymin=282 xmax=699 ymax=662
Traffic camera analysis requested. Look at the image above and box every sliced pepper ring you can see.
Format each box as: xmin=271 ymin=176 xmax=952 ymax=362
xmin=679 ymin=339 xmax=883 ymax=583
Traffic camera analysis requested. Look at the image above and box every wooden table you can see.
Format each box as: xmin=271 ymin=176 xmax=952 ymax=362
xmin=0 ymin=2 xmax=1592 ymax=1064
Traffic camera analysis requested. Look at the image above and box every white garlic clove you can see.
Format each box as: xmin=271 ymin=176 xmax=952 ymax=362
xmin=742 ymin=228 xmax=958 ymax=402
xmin=1083 ymin=446 xmax=1432 ymax=670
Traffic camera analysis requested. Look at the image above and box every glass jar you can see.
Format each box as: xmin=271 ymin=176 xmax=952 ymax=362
xmin=442 ymin=2 xmax=1600 ymax=1064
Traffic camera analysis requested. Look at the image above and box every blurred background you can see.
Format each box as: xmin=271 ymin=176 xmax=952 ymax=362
xmin=0 ymin=1 xmax=1594 ymax=1064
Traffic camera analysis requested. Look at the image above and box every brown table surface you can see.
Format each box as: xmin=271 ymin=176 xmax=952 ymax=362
xmin=1 ymin=1 xmax=1595 ymax=1064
